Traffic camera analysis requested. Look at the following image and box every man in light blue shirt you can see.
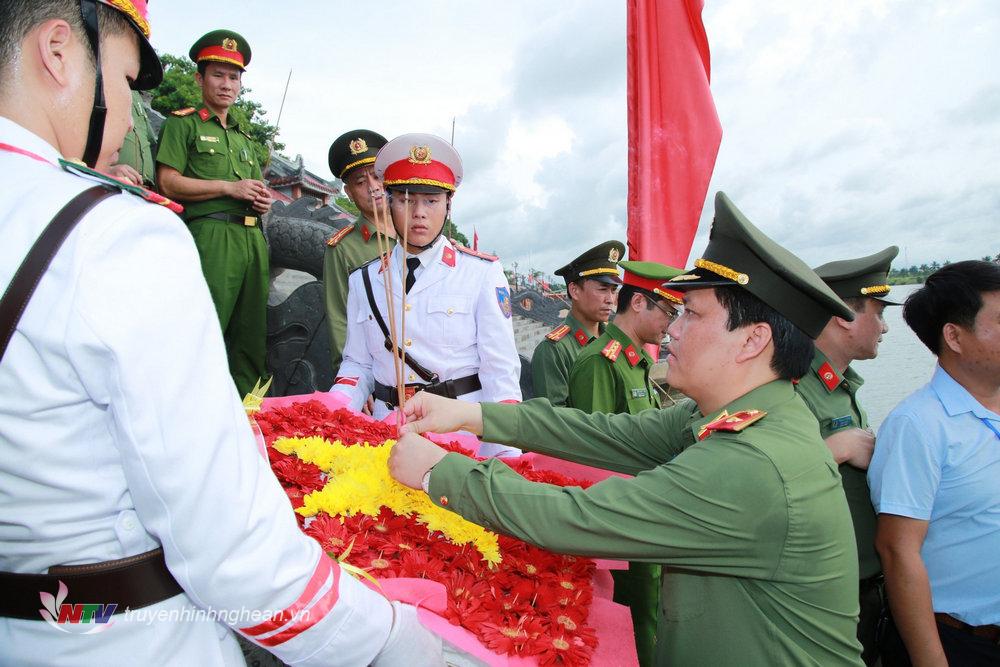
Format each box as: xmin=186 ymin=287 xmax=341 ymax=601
xmin=869 ymin=260 xmax=1000 ymax=667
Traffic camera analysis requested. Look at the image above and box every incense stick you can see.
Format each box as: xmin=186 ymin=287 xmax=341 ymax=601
xmin=397 ymin=192 xmax=410 ymax=426
xmin=371 ymin=194 xmax=403 ymax=421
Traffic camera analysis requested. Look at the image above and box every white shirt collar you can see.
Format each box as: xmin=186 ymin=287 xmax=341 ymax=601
xmin=0 ymin=116 xmax=64 ymax=166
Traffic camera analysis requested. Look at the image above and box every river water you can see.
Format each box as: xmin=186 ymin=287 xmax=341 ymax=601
xmin=851 ymin=284 xmax=937 ymax=429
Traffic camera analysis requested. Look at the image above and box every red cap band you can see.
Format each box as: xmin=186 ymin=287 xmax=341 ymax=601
xmin=196 ymin=45 xmax=246 ymax=69
xmin=383 ymin=159 xmax=456 ymax=191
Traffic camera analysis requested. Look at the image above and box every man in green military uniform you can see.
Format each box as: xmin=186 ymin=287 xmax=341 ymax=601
xmin=565 ymin=259 xmax=681 ymax=665
xmin=156 ymin=30 xmax=272 ymax=397
xmin=103 ymin=91 xmax=156 ymax=188
xmin=322 ymin=130 xmax=395 ymax=374
xmin=794 ymin=246 xmax=901 ymax=665
xmin=531 ymin=241 xmax=623 ymax=406
xmin=388 ymin=192 xmax=865 ymax=666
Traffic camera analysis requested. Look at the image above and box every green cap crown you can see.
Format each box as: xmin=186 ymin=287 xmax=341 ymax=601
xmin=328 ymin=130 xmax=388 ymax=180
xmin=189 ymin=30 xmax=252 ymax=70
xmin=668 ymin=192 xmax=853 ymax=338
xmin=813 ymin=246 xmax=902 ymax=305
xmin=554 ymin=240 xmax=624 ymax=285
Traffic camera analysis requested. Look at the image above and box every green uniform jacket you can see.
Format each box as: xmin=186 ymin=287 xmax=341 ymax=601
xmin=794 ymin=349 xmax=880 ymax=580
xmin=568 ymin=322 xmax=660 ymax=414
xmin=118 ymin=91 xmax=156 ymax=187
xmin=428 ymin=382 xmax=863 ymax=666
xmin=156 ymin=107 xmax=262 ymax=221
xmin=322 ymin=215 xmax=395 ymax=374
xmin=530 ymin=314 xmax=600 ymax=406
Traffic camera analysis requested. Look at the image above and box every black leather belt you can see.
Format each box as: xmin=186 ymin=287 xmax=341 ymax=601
xmin=935 ymin=613 xmax=1000 ymax=645
xmin=374 ymin=374 xmax=482 ymax=408
xmin=0 ymin=548 xmax=183 ymax=620
xmin=197 ymin=211 xmax=259 ymax=227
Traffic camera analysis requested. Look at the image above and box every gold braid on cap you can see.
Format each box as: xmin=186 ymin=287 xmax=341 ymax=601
xmin=578 ymin=268 xmax=620 ymax=277
xmin=384 ymin=177 xmax=456 ymax=191
xmin=860 ymin=284 xmax=890 ymax=295
xmin=106 ymin=0 xmax=151 ymax=36
xmin=339 ymin=156 xmax=376 ymax=179
xmin=694 ymin=258 xmax=749 ymax=285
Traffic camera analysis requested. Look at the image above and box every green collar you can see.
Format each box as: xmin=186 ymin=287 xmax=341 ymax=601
xmin=687 ymin=379 xmax=795 ymax=441
xmin=565 ymin=313 xmax=602 ymax=341
xmin=197 ymin=106 xmax=242 ymax=132
xmin=809 ymin=348 xmax=865 ymax=394
xmin=605 ymin=322 xmax=653 ymax=366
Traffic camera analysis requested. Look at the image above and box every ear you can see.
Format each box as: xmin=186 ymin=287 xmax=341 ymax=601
xmin=35 ymin=19 xmax=77 ymax=87
xmin=734 ymin=322 xmax=773 ymax=363
xmin=832 ymin=315 xmax=854 ymax=331
xmin=567 ymin=281 xmax=580 ymax=300
xmin=941 ymin=322 xmax=963 ymax=355
xmin=630 ymin=291 xmax=645 ymax=314
xmin=194 ymin=71 xmax=204 ymax=87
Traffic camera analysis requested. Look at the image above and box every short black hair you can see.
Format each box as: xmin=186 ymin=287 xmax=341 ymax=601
xmin=903 ymin=260 xmax=1000 ymax=355
xmin=0 ymin=1 xmax=132 ymax=89
xmin=616 ymin=285 xmax=658 ymax=315
xmin=714 ymin=286 xmax=814 ymax=380
xmin=842 ymin=296 xmax=869 ymax=313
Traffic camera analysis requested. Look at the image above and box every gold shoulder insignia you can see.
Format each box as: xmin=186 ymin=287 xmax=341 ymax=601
xmin=172 ymin=107 xmax=196 ymax=116
xmin=601 ymin=340 xmax=622 ymax=362
xmin=326 ymin=225 xmax=355 ymax=247
xmin=546 ymin=324 xmax=571 ymax=342
xmin=698 ymin=409 xmax=767 ymax=441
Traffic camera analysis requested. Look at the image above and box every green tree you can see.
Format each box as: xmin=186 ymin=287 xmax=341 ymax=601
xmin=443 ymin=219 xmax=470 ymax=247
xmin=335 ymin=196 xmax=359 ymax=217
xmin=149 ymin=53 xmax=283 ymax=167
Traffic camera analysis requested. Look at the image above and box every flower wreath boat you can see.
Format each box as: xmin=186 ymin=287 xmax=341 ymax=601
xmin=254 ymin=390 xmax=638 ymax=666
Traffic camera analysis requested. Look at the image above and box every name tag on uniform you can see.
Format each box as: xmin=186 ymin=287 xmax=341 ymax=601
xmin=829 ymin=415 xmax=853 ymax=430
xmin=199 ymin=135 xmax=220 ymax=143
xmin=630 ymin=388 xmax=648 ymax=399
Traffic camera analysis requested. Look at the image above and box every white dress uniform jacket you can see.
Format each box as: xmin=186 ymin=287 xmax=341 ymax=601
xmin=332 ymin=236 xmax=521 ymax=455
xmin=0 ymin=118 xmax=408 ymax=666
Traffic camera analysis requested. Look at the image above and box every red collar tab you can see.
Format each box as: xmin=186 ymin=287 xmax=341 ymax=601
xmin=360 ymin=225 xmax=372 ymax=242
xmin=698 ymin=409 xmax=767 ymax=440
xmin=378 ymin=253 xmax=390 ymax=274
xmin=623 ymin=344 xmax=641 ymax=367
xmin=546 ymin=325 xmax=570 ymax=342
xmin=198 ymin=108 xmax=211 ymax=122
xmin=573 ymin=329 xmax=589 ymax=347
xmin=441 ymin=245 xmax=456 ymax=268
xmin=817 ymin=362 xmax=841 ymax=392
xmin=0 ymin=142 xmax=55 ymax=166
xmin=601 ymin=340 xmax=622 ymax=362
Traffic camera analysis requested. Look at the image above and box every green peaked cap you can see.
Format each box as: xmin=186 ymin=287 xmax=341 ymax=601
xmin=554 ymin=240 xmax=625 ymax=285
xmin=667 ymin=192 xmax=853 ymax=338
xmin=189 ymin=30 xmax=252 ymax=70
xmin=813 ymin=246 xmax=902 ymax=305
xmin=328 ymin=130 xmax=388 ymax=180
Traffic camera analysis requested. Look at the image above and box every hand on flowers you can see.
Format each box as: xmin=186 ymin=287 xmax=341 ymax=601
xmin=824 ymin=427 xmax=876 ymax=470
xmin=371 ymin=601 xmax=444 ymax=666
xmin=388 ymin=432 xmax=448 ymax=490
xmin=400 ymin=391 xmax=483 ymax=436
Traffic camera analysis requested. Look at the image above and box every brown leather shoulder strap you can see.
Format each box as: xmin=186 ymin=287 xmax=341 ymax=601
xmin=0 ymin=185 xmax=116 ymax=363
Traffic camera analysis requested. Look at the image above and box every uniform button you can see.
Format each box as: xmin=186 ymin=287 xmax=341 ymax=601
xmin=439 ymin=496 xmax=449 ymax=506
xmin=405 ymin=304 xmax=412 ymax=312
xmin=408 ymin=374 xmax=415 ymax=382
xmin=405 ymin=339 xmax=412 ymax=347
xmin=447 ymin=307 xmax=454 ymax=315
xmin=209 ymin=148 xmax=215 ymax=154
xmin=122 ymin=517 xmax=135 ymax=530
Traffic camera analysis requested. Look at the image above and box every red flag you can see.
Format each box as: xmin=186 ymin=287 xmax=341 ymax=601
xmin=473 ymin=227 xmax=479 ymax=251
xmin=627 ymin=0 xmax=722 ymax=267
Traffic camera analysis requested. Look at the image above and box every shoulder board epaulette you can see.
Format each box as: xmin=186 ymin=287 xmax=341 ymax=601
xmin=58 ymin=159 xmax=184 ymax=214
xmin=545 ymin=324 xmax=571 ymax=342
xmin=350 ymin=252 xmax=389 ymax=274
xmin=601 ymin=339 xmax=622 ymax=362
xmin=239 ymin=128 xmax=253 ymax=140
xmin=454 ymin=245 xmax=498 ymax=261
xmin=172 ymin=107 xmax=195 ymax=116
xmin=697 ymin=409 xmax=767 ymax=441
xmin=326 ymin=224 xmax=355 ymax=247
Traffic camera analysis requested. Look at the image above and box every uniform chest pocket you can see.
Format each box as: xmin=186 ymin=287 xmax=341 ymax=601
xmin=427 ymin=295 xmax=473 ymax=348
xmin=189 ymin=139 xmax=229 ymax=179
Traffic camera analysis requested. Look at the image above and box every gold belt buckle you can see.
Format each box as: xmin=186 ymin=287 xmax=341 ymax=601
xmin=243 ymin=216 xmax=256 ymax=227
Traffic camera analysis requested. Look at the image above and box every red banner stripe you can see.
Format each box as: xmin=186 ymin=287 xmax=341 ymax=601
xmin=253 ymin=567 xmax=343 ymax=647
xmin=240 ymin=556 xmax=335 ymax=637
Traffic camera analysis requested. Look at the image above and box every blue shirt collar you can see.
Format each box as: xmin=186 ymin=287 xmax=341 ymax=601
xmin=931 ymin=364 xmax=1000 ymax=421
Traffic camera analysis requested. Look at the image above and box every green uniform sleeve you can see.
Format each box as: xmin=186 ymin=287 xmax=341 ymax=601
xmin=481 ymin=398 xmax=694 ymax=475
xmin=530 ymin=340 xmax=570 ymax=406
xmin=430 ymin=438 xmax=785 ymax=574
xmin=155 ymin=115 xmax=191 ymax=174
xmin=323 ymin=242 xmax=351 ymax=373
xmin=567 ymin=354 xmax=619 ymax=414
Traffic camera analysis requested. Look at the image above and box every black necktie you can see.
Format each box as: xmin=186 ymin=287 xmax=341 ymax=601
xmin=404 ymin=257 xmax=421 ymax=293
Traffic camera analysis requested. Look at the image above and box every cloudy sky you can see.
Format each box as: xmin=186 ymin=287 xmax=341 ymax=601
xmin=151 ymin=0 xmax=1000 ymax=276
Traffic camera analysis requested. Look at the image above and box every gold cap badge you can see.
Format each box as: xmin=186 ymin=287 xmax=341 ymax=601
xmin=222 ymin=37 xmax=238 ymax=52
xmin=408 ymin=146 xmax=432 ymax=164
xmin=349 ymin=138 xmax=369 ymax=155
xmin=609 ymin=247 xmax=621 ymax=263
